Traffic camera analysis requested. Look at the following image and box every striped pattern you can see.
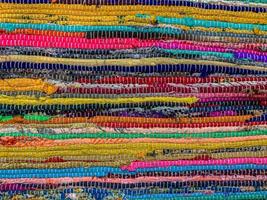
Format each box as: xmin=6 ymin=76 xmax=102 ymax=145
xmin=0 ymin=0 xmax=267 ymax=199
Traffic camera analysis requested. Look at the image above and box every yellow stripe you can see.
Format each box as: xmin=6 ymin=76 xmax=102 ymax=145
xmin=0 ymin=95 xmax=198 ymax=105
xmin=0 ymin=78 xmax=57 ymax=95
xmin=0 ymin=11 xmax=266 ymax=25
xmin=0 ymin=161 xmax=124 ymax=168
xmin=0 ymin=4 xmax=266 ymax=20
xmin=0 ymin=18 xmax=147 ymax=26
xmin=0 ymin=140 xmax=266 ymax=158
xmin=0 ymin=151 xmax=266 ymax=169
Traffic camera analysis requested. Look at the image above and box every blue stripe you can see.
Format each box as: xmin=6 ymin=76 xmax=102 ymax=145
xmin=0 ymin=164 xmax=266 ymax=178
xmin=1 ymin=62 xmax=266 ymax=75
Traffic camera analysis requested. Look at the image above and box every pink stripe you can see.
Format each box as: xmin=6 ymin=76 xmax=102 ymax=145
xmin=173 ymin=93 xmax=265 ymax=98
xmin=81 ymin=76 xmax=267 ymax=84
xmin=2 ymin=34 xmax=267 ymax=50
xmin=178 ymin=93 xmax=267 ymax=98
xmin=0 ymin=34 xmax=266 ymax=55
xmin=2 ymin=175 xmax=266 ymax=185
xmin=209 ymin=111 xmax=237 ymax=117
xmin=121 ymin=158 xmax=267 ymax=171
xmin=177 ymin=41 xmax=267 ymax=50
xmin=199 ymin=97 xmax=260 ymax=103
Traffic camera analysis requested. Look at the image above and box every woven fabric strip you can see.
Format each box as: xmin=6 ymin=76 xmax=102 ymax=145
xmin=0 ymin=0 xmax=267 ymax=199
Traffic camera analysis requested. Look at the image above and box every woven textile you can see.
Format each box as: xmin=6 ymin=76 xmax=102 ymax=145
xmin=0 ymin=0 xmax=267 ymax=199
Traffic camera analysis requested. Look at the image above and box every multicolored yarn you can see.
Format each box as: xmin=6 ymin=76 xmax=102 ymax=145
xmin=0 ymin=0 xmax=267 ymax=199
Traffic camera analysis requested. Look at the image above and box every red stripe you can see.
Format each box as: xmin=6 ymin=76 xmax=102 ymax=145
xmin=94 ymin=121 xmax=267 ymax=128
xmin=77 ymin=76 xmax=267 ymax=85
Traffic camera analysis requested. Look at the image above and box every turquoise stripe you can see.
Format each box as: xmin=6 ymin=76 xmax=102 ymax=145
xmin=1 ymin=16 xmax=267 ymax=33
xmin=0 ymin=23 xmax=182 ymax=33
xmin=164 ymin=49 xmax=234 ymax=59
xmin=126 ymin=191 xmax=267 ymax=200
xmin=156 ymin=16 xmax=267 ymax=31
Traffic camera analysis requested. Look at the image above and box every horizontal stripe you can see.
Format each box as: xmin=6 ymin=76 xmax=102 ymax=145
xmin=1 ymin=56 xmax=266 ymax=72
xmin=0 ymin=78 xmax=57 ymax=94
xmin=2 ymin=175 xmax=266 ymax=184
xmin=126 ymin=191 xmax=267 ymax=200
xmin=92 ymin=121 xmax=267 ymax=129
xmin=88 ymin=115 xmax=253 ymax=124
xmin=4 ymin=26 xmax=267 ymax=38
xmin=80 ymin=76 xmax=267 ymax=84
xmin=1 ymin=4 xmax=266 ymax=17
xmin=0 ymin=42 xmax=235 ymax=60
xmin=1 ymin=18 xmax=267 ymax=32
xmin=55 ymin=88 xmax=267 ymax=96
xmin=0 ymin=164 xmax=266 ymax=176
xmin=0 ymin=62 xmax=266 ymax=80
xmin=1 ymin=4 xmax=266 ymax=20
xmin=2 ymin=12 xmax=266 ymax=25
xmin=1 ymin=124 xmax=266 ymax=134
xmin=0 ymin=95 xmax=197 ymax=105
xmin=2 ymin=129 xmax=266 ymax=139
xmin=0 ymin=102 xmax=261 ymax=115
xmin=1 ymin=115 xmax=253 ymax=124
xmin=2 ymin=0 xmax=267 ymax=12
xmin=157 ymin=16 xmax=267 ymax=31
xmin=122 ymin=157 xmax=267 ymax=171
xmin=3 ymin=22 xmax=267 ymax=40
xmin=0 ymin=23 xmax=183 ymax=33
xmin=0 ymin=151 xmax=265 ymax=169
xmin=2 ymin=36 xmax=266 ymax=56
xmin=1 ymin=135 xmax=266 ymax=147
xmin=0 ymin=181 xmax=265 ymax=193
xmin=0 ymin=140 xmax=265 ymax=158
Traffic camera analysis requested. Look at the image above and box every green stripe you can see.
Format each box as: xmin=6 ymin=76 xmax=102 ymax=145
xmin=24 ymin=114 xmax=51 ymax=121
xmin=0 ymin=115 xmax=13 ymax=122
xmin=0 ymin=129 xmax=266 ymax=140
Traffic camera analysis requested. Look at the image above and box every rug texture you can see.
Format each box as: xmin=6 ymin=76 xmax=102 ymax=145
xmin=0 ymin=0 xmax=267 ymax=199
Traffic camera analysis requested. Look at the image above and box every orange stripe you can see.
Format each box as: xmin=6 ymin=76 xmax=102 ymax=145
xmin=2 ymin=115 xmax=253 ymax=125
xmin=88 ymin=115 xmax=253 ymax=124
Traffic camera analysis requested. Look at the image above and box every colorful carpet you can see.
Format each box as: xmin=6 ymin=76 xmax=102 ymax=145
xmin=0 ymin=0 xmax=267 ymax=199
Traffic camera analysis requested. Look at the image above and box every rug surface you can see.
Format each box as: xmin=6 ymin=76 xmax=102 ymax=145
xmin=0 ymin=0 xmax=267 ymax=199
